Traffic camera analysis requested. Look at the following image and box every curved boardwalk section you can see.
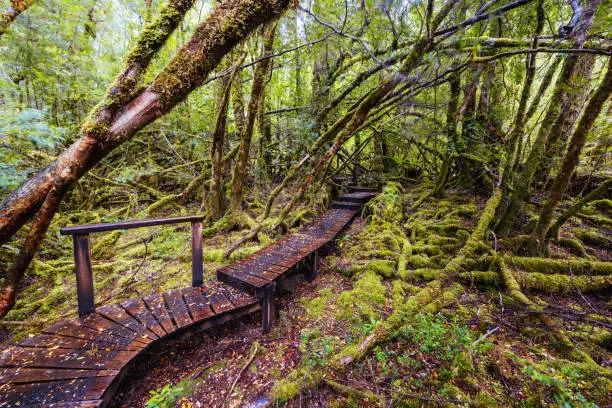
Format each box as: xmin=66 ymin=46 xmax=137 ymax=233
xmin=0 ymin=189 xmax=376 ymax=407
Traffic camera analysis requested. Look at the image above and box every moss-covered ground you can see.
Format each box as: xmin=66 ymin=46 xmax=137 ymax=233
xmin=101 ymin=183 xmax=612 ymax=407
xmin=1 ymin=182 xmax=610 ymax=407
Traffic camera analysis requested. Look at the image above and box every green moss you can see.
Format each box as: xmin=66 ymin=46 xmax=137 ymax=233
xmin=408 ymin=268 xmax=442 ymax=282
xmin=337 ymin=271 xmax=387 ymax=321
xmin=518 ymin=272 xmax=611 ymax=294
xmin=269 ymin=368 xmax=322 ymax=404
xmin=410 ymin=254 xmax=435 ymax=269
xmin=365 ymin=259 xmax=396 ymax=278
xmin=558 ymin=237 xmax=590 ymax=258
xmin=507 ymin=256 xmax=612 ymax=276
xmin=301 ymin=288 xmax=333 ymax=319
xmin=574 ymin=228 xmax=611 ymax=250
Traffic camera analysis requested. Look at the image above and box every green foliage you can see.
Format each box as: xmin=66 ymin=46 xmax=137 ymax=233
xmin=146 ymin=383 xmax=185 ymax=408
xmin=401 ymin=313 xmax=493 ymax=379
xmin=522 ymin=365 xmax=597 ymax=408
xmin=300 ymin=328 xmax=337 ymax=368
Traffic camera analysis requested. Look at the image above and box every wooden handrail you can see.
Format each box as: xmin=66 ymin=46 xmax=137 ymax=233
xmin=61 ymin=215 xmax=206 ymax=316
xmin=60 ymin=215 xmax=205 ymax=235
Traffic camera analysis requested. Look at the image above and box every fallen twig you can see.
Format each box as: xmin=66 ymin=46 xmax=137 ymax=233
xmin=221 ymin=343 xmax=259 ymax=407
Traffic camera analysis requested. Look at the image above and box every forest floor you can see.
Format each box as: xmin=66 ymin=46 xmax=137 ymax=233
xmin=109 ymin=184 xmax=611 ymax=407
xmin=1 ymin=183 xmax=610 ymax=407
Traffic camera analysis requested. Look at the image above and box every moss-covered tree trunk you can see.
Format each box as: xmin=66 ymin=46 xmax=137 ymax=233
xmin=229 ymin=22 xmax=277 ymax=213
xmin=433 ymin=72 xmax=461 ymax=198
xmin=498 ymin=0 xmax=544 ymax=211
xmin=0 ymin=0 xmax=293 ymax=318
xmin=0 ymin=0 xmax=199 ymax=246
xmin=532 ymin=58 xmax=611 ymax=248
xmin=208 ymin=57 xmax=237 ymax=221
xmin=548 ymin=178 xmax=612 ymax=240
xmin=495 ymin=0 xmax=600 ymax=236
xmin=281 ymin=0 xmax=458 ymax=216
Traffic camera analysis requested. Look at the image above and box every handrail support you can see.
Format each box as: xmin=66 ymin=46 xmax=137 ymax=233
xmin=72 ymin=233 xmax=95 ymax=316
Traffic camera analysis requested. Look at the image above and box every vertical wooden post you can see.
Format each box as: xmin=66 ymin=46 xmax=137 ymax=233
xmin=191 ymin=221 xmax=203 ymax=287
xmin=72 ymin=233 xmax=95 ymax=316
xmin=261 ymin=282 xmax=275 ymax=334
xmin=305 ymin=251 xmax=319 ymax=282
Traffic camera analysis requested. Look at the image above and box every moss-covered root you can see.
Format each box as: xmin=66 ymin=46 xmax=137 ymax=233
xmin=506 ymin=256 xmax=612 ymax=276
xmin=268 ymin=282 xmax=464 ymax=405
xmin=462 ymin=270 xmax=611 ymax=294
xmin=92 ymin=231 xmax=122 ymax=258
xmin=494 ymin=256 xmax=601 ymax=366
xmin=441 ymin=188 xmax=502 ymax=279
xmin=333 ymin=282 xmax=464 ymax=370
xmin=324 ymin=378 xmax=386 ymax=406
xmin=269 ymin=368 xmax=322 ymax=404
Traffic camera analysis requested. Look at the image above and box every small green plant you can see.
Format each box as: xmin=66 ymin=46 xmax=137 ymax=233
xmin=400 ymin=313 xmax=493 ymax=379
xmin=300 ymin=329 xmax=336 ymax=368
xmin=373 ymin=345 xmax=391 ymax=372
xmin=523 ymin=365 xmax=597 ymax=408
xmin=146 ymin=383 xmax=184 ymax=408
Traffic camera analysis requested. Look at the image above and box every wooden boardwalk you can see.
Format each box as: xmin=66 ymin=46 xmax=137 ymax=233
xmin=0 ymin=188 xmax=376 ymax=407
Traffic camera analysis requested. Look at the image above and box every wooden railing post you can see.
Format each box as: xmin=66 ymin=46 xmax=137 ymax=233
xmin=191 ymin=221 xmax=203 ymax=287
xmin=72 ymin=233 xmax=95 ymax=316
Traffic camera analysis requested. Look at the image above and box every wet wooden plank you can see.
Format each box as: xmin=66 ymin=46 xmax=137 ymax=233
xmin=208 ymin=291 xmax=234 ymax=314
xmin=76 ymin=313 xmax=146 ymax=342
xmin=217 ymin=267 xmax=268 ymax=292
xmin=17 ymin=333 xmax=142 ymax=352
xmin=44 ymin=400 xmax=104 ymax=407
xmin=182 ymin=287 xmax=215 ymax=322
xmin=0 ymin=346 xmax=138 ymax=371
xmin=96 ymin=304 xmax=158 ymax=341
xmin=214 ymin=285 xmax=257 ymax=309
xmin=142 ymin=293 xmax=176 ymax=334
xmin=164 ymin=290 xmax=193 ymax=328
xmin=0 ymin=367 xmax=117 ymax=384
xmin=0 ymin=376 xmax=113 ymax=406
xmin=119 ymin=298 xmax=166 ymax=338
xmin=42 ymin=321 xmax=150 ymax=349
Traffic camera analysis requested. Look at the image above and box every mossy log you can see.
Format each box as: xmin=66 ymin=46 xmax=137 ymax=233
xmin=505 ymin=256 xmax=612 ymax=276
xmin=462 ymin=270 xmax=611 ymax=294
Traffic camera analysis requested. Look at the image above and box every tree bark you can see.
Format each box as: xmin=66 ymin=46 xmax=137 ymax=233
xmin=229 ymin=22 xmax=278 ymax=213
xmin=0 ymin=0 xmax=293 ymax=317
xmin=208 ymin=55 xmax=242 ymax=221
xmin=533 ymin=58 xmax=611 ymax=246
xmin=0 ymin=183 xmax=68 ymax=318
xmin=0 ymin=0 xmax=35 ymax=38
xmin=433 ymin=72 xmax=461 ymax=197
xmin=0 ymin=0 xmax=199 ymax=245
xmin=495 ymin=0 xmax=600 ymax=236
xmin=548 ymin=178 xmax=612 ymax=240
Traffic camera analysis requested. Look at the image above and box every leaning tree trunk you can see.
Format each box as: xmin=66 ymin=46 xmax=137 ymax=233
xmin=539 ymin=54 xmax=595 ymax=182
xmin=207 ymin=57 xmax=236 ymax=221
xmin=0 ymin=0 xmax=35 ymax=38
xmin=433 ymin=72 xmax=461 ymax=198
xmin=280 ymin=0 xmax=458 ymax=218
xmin=495 ymin=0 xmax=600 ymax=236
xmin=0 ymin=0 xmax=293 ymax=318
xmin=532 ymin=58 xmax=611 ymax=248
xmin=229 ymin=22 xmax=278 ymax=213
xmin=498 ymin=0 xmax=544 ymax=210
xmin=548 ymin=178 xmax=612 ymax=240
xmin=0 ymin=0 xmax=198 ymax=245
